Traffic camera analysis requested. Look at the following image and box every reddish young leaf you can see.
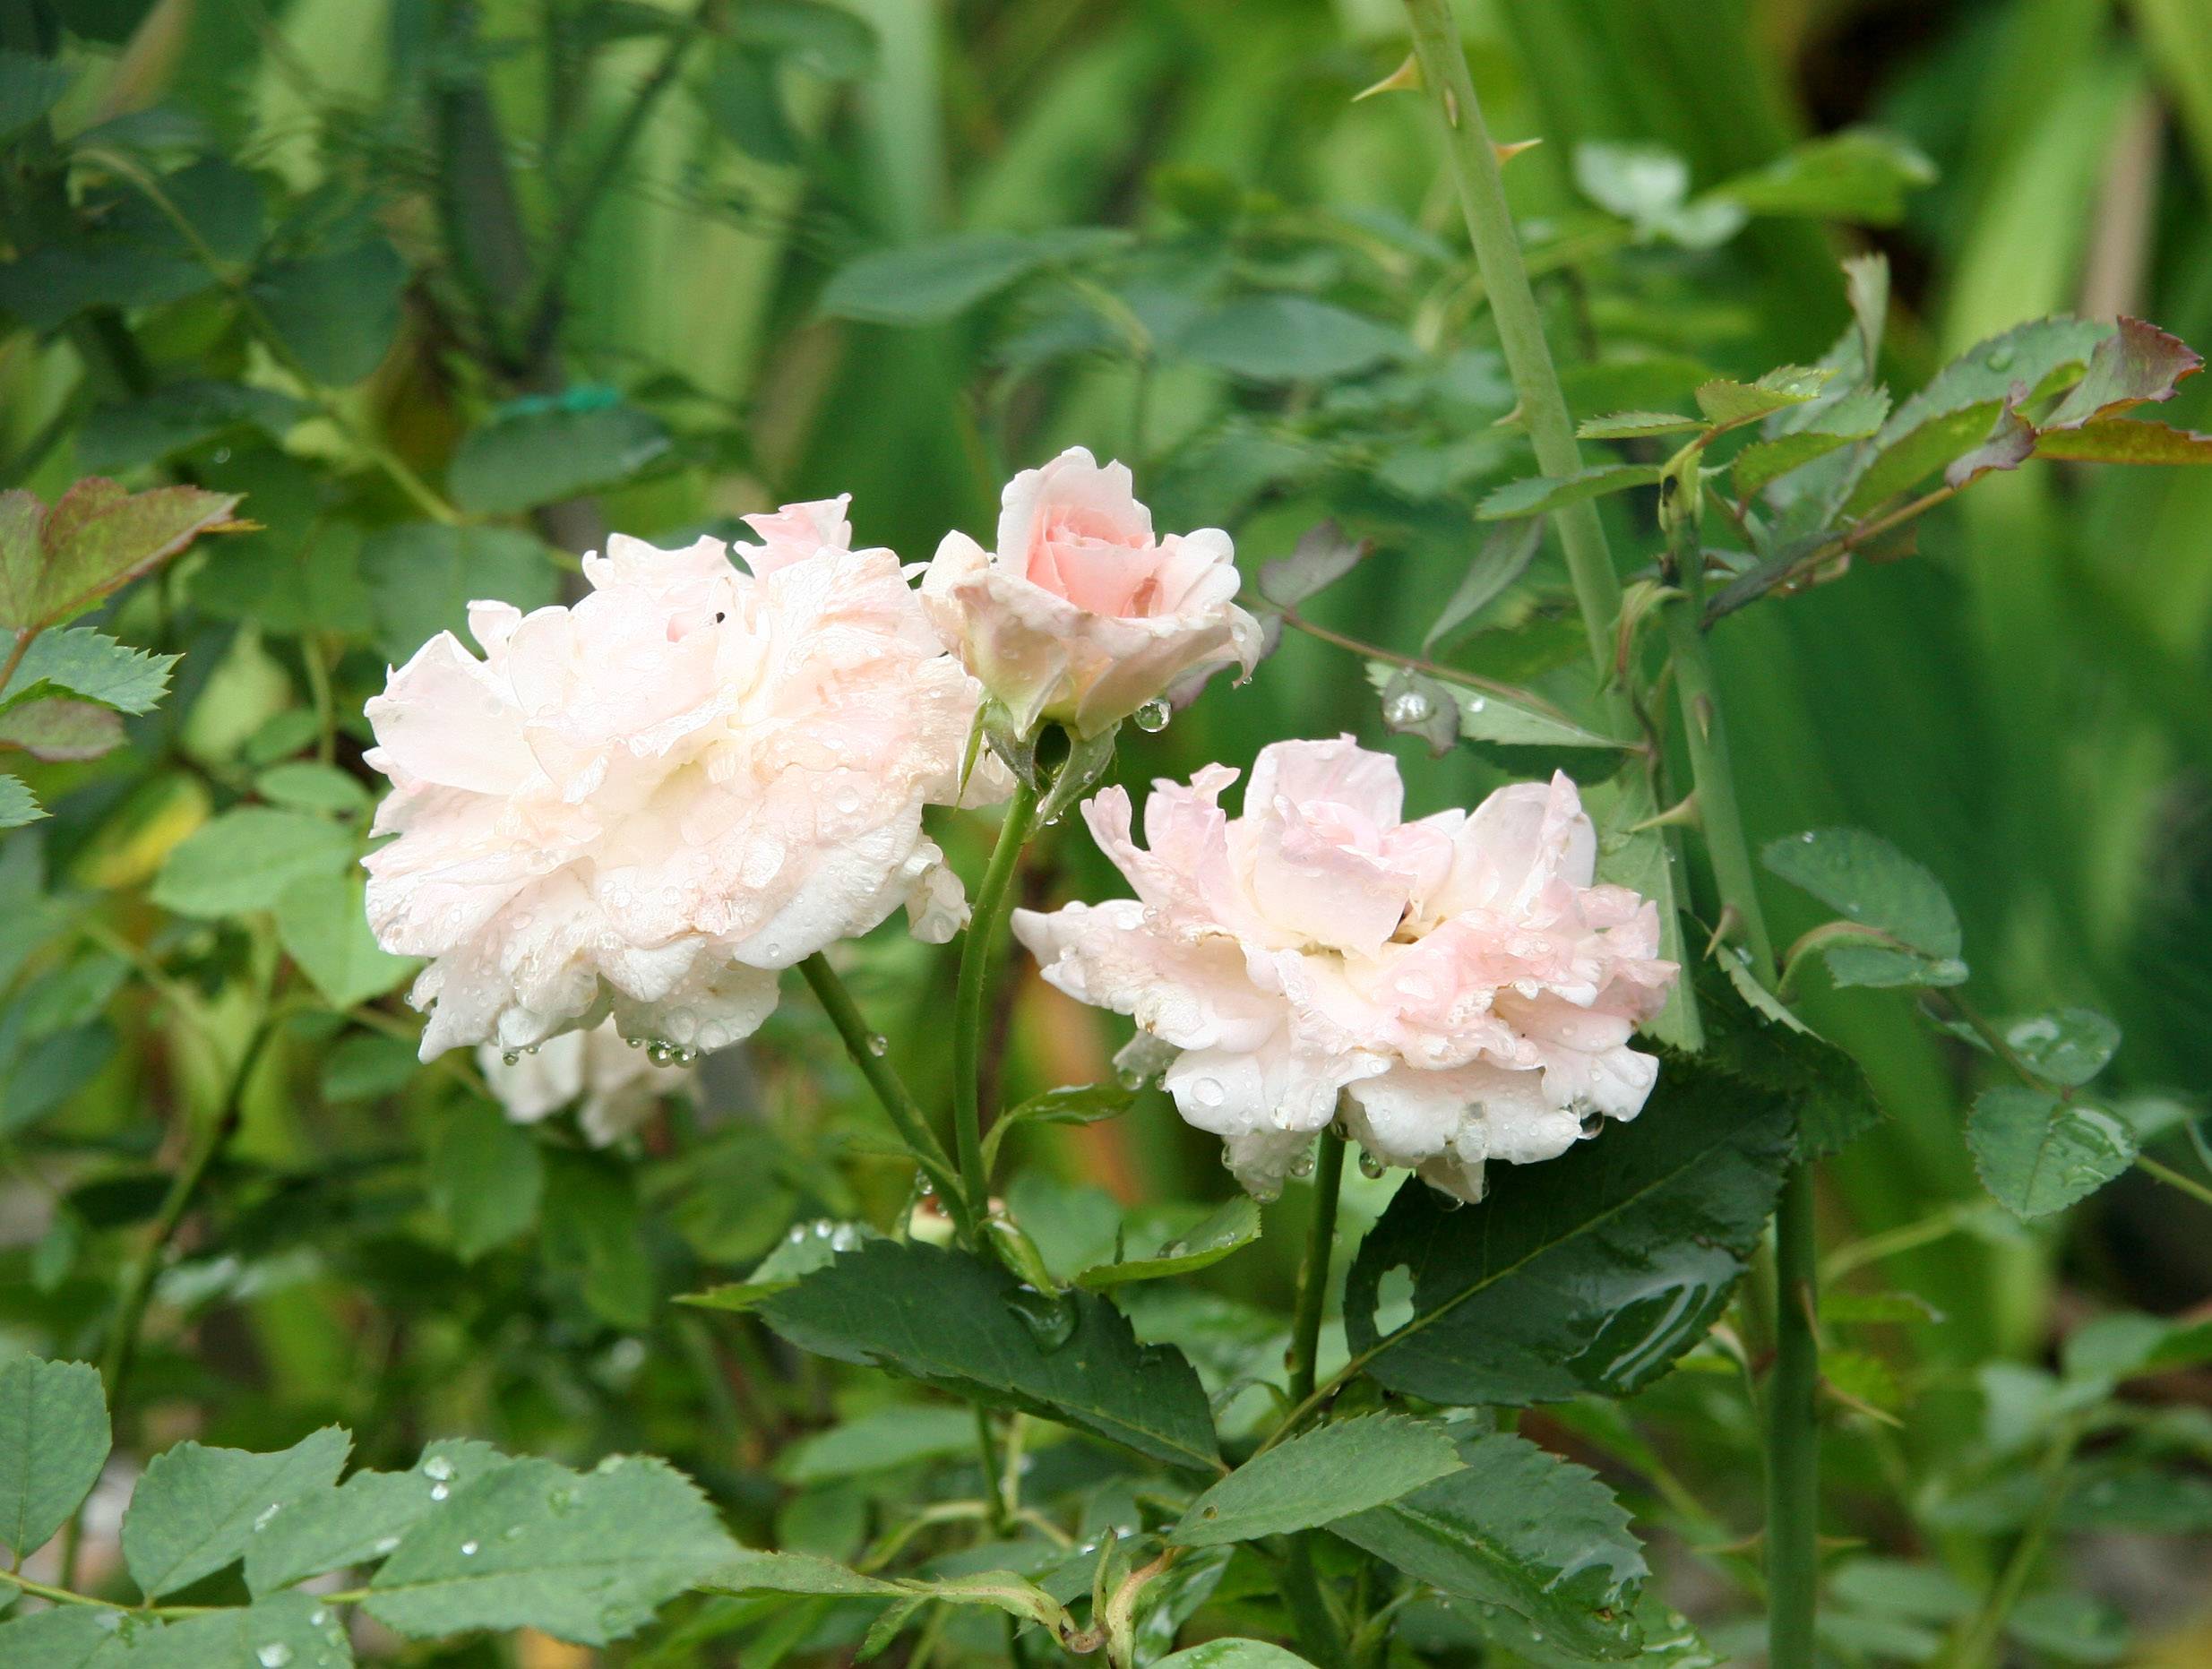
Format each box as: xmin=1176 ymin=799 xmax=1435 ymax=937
xmin=0 ymin=479 xmax=245 ymax=630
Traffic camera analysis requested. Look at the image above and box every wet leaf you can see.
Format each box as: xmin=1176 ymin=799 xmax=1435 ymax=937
xmin=1169 ymin=1415 xmax=1461 ymax=1547
xmin=1967 ymin=1087 xmax=2137 ymax=1219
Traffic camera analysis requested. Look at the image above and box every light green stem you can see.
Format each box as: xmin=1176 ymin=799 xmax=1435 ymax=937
xmin=952 ymin=777 xmax=1038 ymax=1223
xmin=1279 ymin=1130 xmax=1350 ymax=1669
xmin=796 ymin=953 xmax=969 ymax=1238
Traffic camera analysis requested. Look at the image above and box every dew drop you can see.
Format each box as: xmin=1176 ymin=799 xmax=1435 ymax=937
xmin=1357 ymin=1149 xmax=1386 ymax=1180
xmin=1133 ymin=698 xmax=1171 ymax=733
xmin=865 ymin=1033 xmax=889 ymax=1056
xmin=373 ymin=1536 xmax=400 ymax=1555
xmin=1191 ymin=1077 xmax=1226 ymax=1108
xmin=1288 ymin=1151 xmax=1316 ymax=1181
xmin=1384 ymin=689 xmax=1433 ymax=727
xmin=501 ymin=1050 xmax=521 ymax=1067
xmin=1579 ymin=1105 xmax=1605 ymax=1139
xmin=429 ymin=1483 xmax=450 ymax=1501
xmin=423 ymin=1454 xmax=455 ymax=1481
xmin=1007 ymin=1285 xmax=1077 ymax=1350
xmin=460 ymin=1539 xmax=479 ymax=1557
xmin=308 ymin=1610 xmax=329 ymax=1628
xmin=253 ymin=1502 xmax=282 ymax=1532
xmin=256 ymin=1645 xmax=293 ymax=1668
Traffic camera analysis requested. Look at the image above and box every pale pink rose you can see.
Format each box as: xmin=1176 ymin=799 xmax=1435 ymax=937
xmin=365 ymin=503 xmax=1002 ymax=1061
xmin=921 ymin=447 xmax=1263 ymax=736
xmin=478 ymin=1019 xmax=692 ymax=1146
xmin=1012 ymin=737 xmax=1677 ymax=1200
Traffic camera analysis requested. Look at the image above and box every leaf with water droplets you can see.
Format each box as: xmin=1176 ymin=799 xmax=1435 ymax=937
xmin=1153 ymin=1641 xmax=1318 ymax=1669
xmin=2000 ymin=1008 xmax=2121 ymax=1088
xmin=122 ymin=1426 xmax=351 ymax=1599
xmin=245 ymin=1439 xmax=514 ymax=1595
xmin=1343 ymin=1053 xmax=1795 ymax=1406
xmin=1074 ymin=1195 xmax=1261 ymax=1291
xmin=1967 ymin=1087 xmax=2138 ymax=1219
xmin=1331 ymin=1432 xmax=1648 ymax=1660
xmin=1168 ymin=1415 xmax=1462 ymax=1547
xmin=756 ymin=1237 xmax=1219 ymax=1469
xmin=1363 ymin=664 xmax=1624 ymax=753
xmin=365 ymin=1455 xmax=738 ymax=1645
xmin=72 ymin=1590 xmax=357 ymax=1667
xmin=1763 ymin=827 xmax=1966 ymax=988
xmin=675 ymin=1216 xmax=882 ymax=1312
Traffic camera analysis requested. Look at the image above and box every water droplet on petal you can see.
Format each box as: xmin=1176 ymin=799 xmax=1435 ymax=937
xmin=1191 ymin=1078 xmax=1226 ymax=1108
xmin=1358 ymin=1149 xmax=1386 ymax=1180
xmin=1288 ymin=1151 xmax=1316 ymax=1180
xmin=1133 ymin=699 xmax=1170 ymax=733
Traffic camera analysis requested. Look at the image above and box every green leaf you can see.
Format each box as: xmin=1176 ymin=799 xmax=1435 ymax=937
xmin=0 ymin=1605 xmax=124 ymax=1665
xmin=2059 ymin=1310 xmax=2212 ymax=1385
xmin=2006 ymin=1591 xmax=2128 ymax=1665
xmin=431 ymin=1101 xmax=545 ymax=1260
xmin=1423 ymin=517 xmax=1544 ymax=651
xmin=1695 ymin=366 xmax=1834 ymax=428
xmin=0 ymin=628 xmax=177 ymax=717
xmin=1703 ymin=128 xmax=1936 ymax=224
xmin=0 ymin=480 xmax=244 ymax=632
xmin=275 ymin=871 xmax=412 ymax=1009
xmin=1583 ymin=772 xmax=1698 ymax=1052
xmin=1332 ymin=1432 xmax=1648 ymax=1661
xmin=1074 ymin=1195 xmax=1261 ymax=1290
xmin=1342 ymin=1054 xmax=1795 ymax=1406
xmin=255 ymin=761 xmax=369 ymax=815
xmin=983 ymin=1081 xmax=1134 ymax=1168
xmin=1731 ymin=384 xmax=1891 ymax=495
xmin=1177 ymin=296 xmax=1411 ymax=383
xmin=151 ymin=808 xmax=354 ymax=920
xmin=757 ymin=1237 xmax=1219 ymax=1470
xmin=1154 ymin=1643 xmax=1316 ymax=1669
xmin=774 ymin=1405 xmax=980 ymax=1484
xmin=730 ymin=0 xmax=880 ymax=77
xmin=703 ymin=1546 xmax=905 ymax=1597
xmin=2038 ymin=314 xmax=2202 ymax=429
xmin=77 ymin=382 xmax=306 ymax=474
xmin=820 ymin=229 xmax=1121 ymax=325
xmin=1571 ymin=141 xmax=1741 ymax=246
xmin=1168 ymin=1415 xmax=1462 ymax=1547
xmin=1256 ymin=520 xmax=1366 ymax=609
xmin=0 ymin=1356 xmax=110 ymax=1560
xmin=0 ymin=697 xmax=122 ymax=761
xmin=251 ymin=241 xmax=408 ymax=385
xmin=1763 ymin=828 xmax=1967 ymax=986
xmin=2061 ymin=1463 xmax=2212 ymax=1532
xmin=0 ymin=47 xmax=76 ymax=140
xmin=364 ymin=1455 xmax=739 ymax=1644
xmin=676 ymin=1217 xmax=879 ymax=1312
xmin=1476 ymin=463 xmax=1665 ymax=520
xmin=2000 ymin=1008 xmax=2121 ymax=1087
xmin=0 ymin=772 xmax=41 ymax=830
xmin=101 ymin=1589 xmax=356 ymax=1666
xmin=1967 ymin=1087 xmax=2138 ymax=1219
xmin=121 ymin=1425 xmax=351 ymax=1599
xmin=542 ymin=1150 xmax=654 ymax=1329
xmin=1846 ymin=317 xmax=2109 ymax=511
xmin=359 ymin=524 xmax=560 ymax=666
xmin=1576 ymin=410 xmax=1706 ymax=440
xmin=1692 ymin=966 xmax=1883 ymax=1162
xmin=1363 ymin=663 xmax=1625 ymax=753
xmin=245 ymin=1438 xmax=514 ymax=1594
xmin=448 ymin=403 xmax=674 ymax=516
xmin=2033 ymin=418 xmax=2212 ymax=463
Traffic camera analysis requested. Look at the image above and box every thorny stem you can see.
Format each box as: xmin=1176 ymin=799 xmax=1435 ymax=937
xmin=1278 ymin=1129 xmax=1351 ymax=1669
xmin=796 ymin=954 xmax=969 ymax=1236
xmin=953 ymin=776 xmax=1039 ymax=1222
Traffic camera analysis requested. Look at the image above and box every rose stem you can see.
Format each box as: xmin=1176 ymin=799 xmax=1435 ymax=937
xmin=1399 ymin=2 xmax=1814 ymax=1658
xmin=796 ymin=953 xmax=970 ymax=1239
xmin=1278 ymin=1126 xmax=1351 ymax=1668
xmin=952 ymin=775 xmax=1039 ymax=1223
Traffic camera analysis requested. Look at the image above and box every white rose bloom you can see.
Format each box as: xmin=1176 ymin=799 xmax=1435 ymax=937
xmin=478 ymin=1019 xmax=691 ymax=1147
xmin=365 ymin=498 xmax=1001 ymax=1061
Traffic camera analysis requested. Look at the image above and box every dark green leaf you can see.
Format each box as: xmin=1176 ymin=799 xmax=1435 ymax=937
xmin=0 ymin=628 xmax=178 ymax=716
xmin=76 ymin=382 xmax=306 ymax=474
xmin=2000 ymin=1008 xmax=2121 ymax=1087
xmin=757 ymin=1237 xmax=1219 ymax=1469
xmin=448 ymin=403 xmax=673 ymax=516
xmin=1177 ymin=297 xmax=1411 ymax=382
xmin=364 ymin=1456 xmax=739 ymax=1644
xmin=1332 ymin=1432 xmax=1648 ymax=1661
xmin=1342 ymin=1054 xmax=1795 ymax=1405
xmin=0 ymin=1605 xmax=123 ymax=1665
xmin=1967 ymin=1087 xmax=2137 ymax=1219
xmin=1169 ymin=1415 xmax=1461 ymax=1546
xmin=729 ymin=0 xmax=879 ymax=77
xmin=542 ymin=1150 xmax=654 ymax=1329
xmin=1074 ymin=1195 xmax=1261 ymax=1290
xmin=821 ymin=230 xmax=1120 ymax=326
xmin=1154 ymin=1643 xmax=1315 ymax=1669
xmin=0 ymin=1356 xmax=110 ymax=1560
xmin=431 ymin=1101 xmax=545 ymax=1260
xmin=1763 ymin=827 xmax=1966 ymax=986
xmin=1692 ymin=966 xmax=1884 ymax=1161
xmin=94 ymin=1590 xmax=355 ymax=1666
xmin=150 ymin=807 xmax=354 ymax=919
xmin=1476 ymin=463 xmax=1665 ymax=520
xmin=121 ymin=1425 xmax=351 ymax=1598
xmin=775 ymin=1406 xmax=979 ymax=1484
xmin=0 ymin=48 xmax=76 ymax=140
xmin=251 ymin=241 xmax=407 ymax=385
xmin=358 ymin=524 xmax=559 ymax=665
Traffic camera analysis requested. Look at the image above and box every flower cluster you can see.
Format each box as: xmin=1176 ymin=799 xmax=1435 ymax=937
xmin=363 ymin=450 xmax=1678 ymax=1200
xmin=365 ymin=498 xmax=996 ymax=1061
xmin=1014 ymin=738 xmax=1679 ymax=1200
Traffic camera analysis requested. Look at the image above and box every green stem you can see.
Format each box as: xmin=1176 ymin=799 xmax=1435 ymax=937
xmin=1278 ymin=1128 xmax=1350 ymax=1669
xmin=62 ymin=1013 xmax=283 ymax=1587
xmin=1398 ymin=0 xmax=1628 ymax=732
xmin=795 ymin=954 xmax=968 ymax=1235
xmin=1766 ymin=1166 xmax=1820 ymax=1668
xmin=952 ymin=777 xmax=1039 ymax=1222
xmin=2136 ymin=1154 xmax=2212 ymax=1211
xmin=1950 ymin=1421 xmax=2081 ymax=1668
